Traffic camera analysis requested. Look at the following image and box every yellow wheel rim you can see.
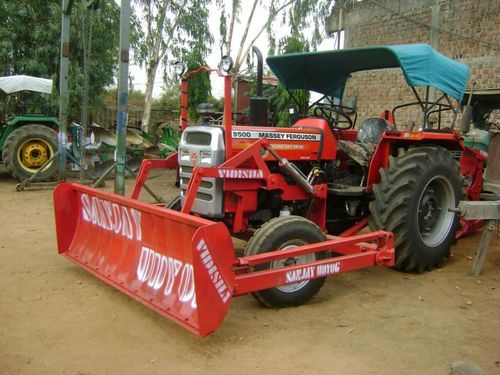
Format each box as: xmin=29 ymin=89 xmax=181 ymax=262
xmin=17 ymin=138 xmax=54 ymax=173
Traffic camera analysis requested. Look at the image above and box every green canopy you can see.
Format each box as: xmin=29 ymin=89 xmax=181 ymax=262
xmin=266 ymin=44 xmax=470 ymax=101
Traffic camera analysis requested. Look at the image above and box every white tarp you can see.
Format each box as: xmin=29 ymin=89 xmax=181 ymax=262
xmin=0 ymin=75 xmax=53 ymax=94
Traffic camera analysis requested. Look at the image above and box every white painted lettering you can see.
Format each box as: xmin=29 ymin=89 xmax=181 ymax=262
xmin=80 ymin=193 xmax=142 ymax=242
xmin=216 ymin=169 xmax=264 ymax=179
xmin=196 ymin=239 xmax=231 ymax=304
xmin=316 ymin=262 xmax=341 ymax=277
xmin=285 ymin=266 xmax=315 ymax=283
xmin=136 ymin=246 xmax=196 ymax=308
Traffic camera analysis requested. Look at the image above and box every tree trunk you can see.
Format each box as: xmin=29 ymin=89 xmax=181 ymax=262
xmin=234 ymin=0 xmax=258 ymax=72
xmin=141 ymin=63 xmax=158 ymax=134
xmin=226 ymin=0 xmax=238 ymax=56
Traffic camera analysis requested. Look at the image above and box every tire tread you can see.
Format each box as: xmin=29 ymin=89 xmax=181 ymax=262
xmin=369 ymin=146 xmax=461 ymax=272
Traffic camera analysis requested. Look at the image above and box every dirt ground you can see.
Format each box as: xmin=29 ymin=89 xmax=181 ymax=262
xmin=0 ymin=167 xmax=498 ymax=375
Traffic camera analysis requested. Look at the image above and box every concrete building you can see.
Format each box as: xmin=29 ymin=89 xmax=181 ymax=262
xmin=328 ymin=0 xmax=499 ymax=128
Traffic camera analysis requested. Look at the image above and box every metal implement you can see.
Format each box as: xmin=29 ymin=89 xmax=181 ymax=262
xmin=459 ymin=200 xmax=499 ymax=277
xmin=459 ymin=130 xmax=500 ymax=276
xmin=54 ymin=183 xmax=235 ymax=336
xmin=484 ymin=131 xmax=500 ymax=194
xmin=16 ymin=149 xmax=94 ymax=191
xmin=54 ymin=182 xmax=394 ymax=336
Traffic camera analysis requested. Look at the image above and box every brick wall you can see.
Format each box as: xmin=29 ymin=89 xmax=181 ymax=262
xmin=341 ymin=0 xmax=500 ymax=128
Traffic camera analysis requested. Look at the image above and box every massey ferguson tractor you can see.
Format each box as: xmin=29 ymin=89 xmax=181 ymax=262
xmin=54 ymin=44 xmax=485 ymax=336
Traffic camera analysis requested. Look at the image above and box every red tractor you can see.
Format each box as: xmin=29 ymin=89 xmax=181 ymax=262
xmin=54 ymin=44 xmax=484 ymax=336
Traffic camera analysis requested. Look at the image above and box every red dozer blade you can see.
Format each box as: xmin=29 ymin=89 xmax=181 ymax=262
xmin=54 ymin=183 xmax=235 ymax=336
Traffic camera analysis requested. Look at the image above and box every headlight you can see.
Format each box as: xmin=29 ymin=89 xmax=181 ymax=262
xmin=200 ymin=151 xmax=212 ymax=164
xmin=173 ymin=61 xmax=187 ymax=76
xmin=219 ymin=55 xmax=233 ymax=73
xmin=180 ymin=149 xmax=190 ymax=161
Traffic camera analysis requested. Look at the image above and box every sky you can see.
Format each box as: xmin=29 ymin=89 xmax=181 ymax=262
xmin=129 ymin=1 xmax=341 ymax=98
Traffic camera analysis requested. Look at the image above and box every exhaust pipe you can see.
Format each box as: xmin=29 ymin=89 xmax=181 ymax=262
xmin=253 ymin=46 xmax=263 ymax=97
xmin=250 ymin=46 xmax=269 ymax=126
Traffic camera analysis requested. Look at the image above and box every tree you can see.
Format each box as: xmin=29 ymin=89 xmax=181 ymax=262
xmin=132 ymin=0 xmax=213 ymax=133
xmin=184 ymin=50 xmax=212 ymax=121
xmin=68 ymin=2 xmax=121 ymax=116
xmin=217 ymin=0 xmax=334 ymax=75
xmin=0 ymin=1 xmax=60 ymax=77
xmin=264 ymin=36 xmax=309 ymax=126
xmin=0 ymin=1 xmax=120 ymax=117
xmin=103 ymin=87 xmax=146 ymax=108
xmin=269 ymin=0 xmax=333 ymax=54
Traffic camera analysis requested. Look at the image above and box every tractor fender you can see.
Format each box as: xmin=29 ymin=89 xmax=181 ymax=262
xmin=0 ymin=118 xmax=60 ymax=156
xmin=366 ymin=130 xmax=476 ymax=189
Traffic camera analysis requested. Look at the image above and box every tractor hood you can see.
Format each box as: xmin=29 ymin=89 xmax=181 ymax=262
xmin=0 ymin=75 xmax=53 ymax=94
xmin=266 ymin=44 xmax=470 ymax=101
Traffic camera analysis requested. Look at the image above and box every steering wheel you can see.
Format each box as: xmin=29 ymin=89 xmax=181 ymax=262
xmin=313 ymin=104 xmax=357 ymax=130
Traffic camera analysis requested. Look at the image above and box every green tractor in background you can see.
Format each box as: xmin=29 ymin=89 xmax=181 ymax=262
xmin=0 ymin=75 xmax=182 ymax=183
xmin=0 ymin=75 xmax=60 ymax=181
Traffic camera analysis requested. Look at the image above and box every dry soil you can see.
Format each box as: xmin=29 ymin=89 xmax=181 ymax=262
xmin=0 ymin=168 xmax=498 ymax=374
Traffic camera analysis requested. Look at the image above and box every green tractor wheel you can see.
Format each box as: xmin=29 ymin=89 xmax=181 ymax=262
xmin=2 ymin=124 xmax=59 ymax=181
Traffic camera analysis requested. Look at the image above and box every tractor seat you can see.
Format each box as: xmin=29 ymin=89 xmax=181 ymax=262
xmin=357 ymin=118 xmax=392 ymax=144
xmin=337 ymin=118 xmax=392 ymax=167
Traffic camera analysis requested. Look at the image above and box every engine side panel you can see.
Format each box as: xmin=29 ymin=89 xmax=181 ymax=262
xmin=231 ymin=118 xmax=337 ymax=161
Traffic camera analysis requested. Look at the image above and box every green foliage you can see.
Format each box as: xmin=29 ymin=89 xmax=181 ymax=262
xmin=103 ymin=87 xmax=146 ymax=108
xmin=206 ymin=95 xmax=225 ymax=113
xmin=0 ymin=1 xmax=120 ymax=119
xmin=216 ymin=1 xmax=228 ymax=57
xmin=67 ymin=2 xmax=120 ymax=116
xmin=185 ymin=51 xmax=211 ymax=121
xmin=132 ymin=0 xmax=213 ymax=132
xmin=265 ymin=36 xmax=309 ymax=127
xmin=269 ymin=0 xmax=334 ymax=54
xmin=153 ymin=78 xmax=223 ymax=125
xmin=0 ymin=1 xmax=60 ymax=77
xmin=132 ymin=0 xmax=213 ymax=84
xmin=152 ymin=85 xmax=180 ymax=112
xmin=263 ymin=1 xmax=335 ymax=125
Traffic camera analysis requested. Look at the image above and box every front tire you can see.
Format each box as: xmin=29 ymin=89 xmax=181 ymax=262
xmin=245 ymin=216 xmax=328 ymax=308
xmin=369 ymin=146 xmax=462 ymax=272
xmin=166 ymin=195 xmax=181 ymax=211
xmin=2 ymin=125 xmax=58 ymax=181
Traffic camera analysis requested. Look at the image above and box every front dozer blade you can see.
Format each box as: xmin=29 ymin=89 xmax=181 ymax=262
xmin=53 ymin=183 xmax=235 ymax=336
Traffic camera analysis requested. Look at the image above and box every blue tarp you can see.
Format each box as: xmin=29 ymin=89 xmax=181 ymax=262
xmin=266 ymin=44 xmax=471 ymax=101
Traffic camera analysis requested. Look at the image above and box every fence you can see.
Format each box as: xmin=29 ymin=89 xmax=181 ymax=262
xmin=91 ymin=106 xmax=179 ymax=134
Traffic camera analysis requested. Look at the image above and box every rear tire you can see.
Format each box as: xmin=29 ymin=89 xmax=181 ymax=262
xmin=369 ymin=146 xmax=462 ymax=272
xmin=244 ymin=216 xmax=328 ymax=308
xmin=2 ymin=125 xmax=58 ymax=181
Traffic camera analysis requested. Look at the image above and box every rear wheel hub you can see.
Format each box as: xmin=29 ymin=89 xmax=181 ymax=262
xmin=418 ymin=188 xmax=441 ymax=232
xmin=18 ymin=139 xmax=51 ymax=170
xmin=417 ymin=176 xmax=455 ymax=248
